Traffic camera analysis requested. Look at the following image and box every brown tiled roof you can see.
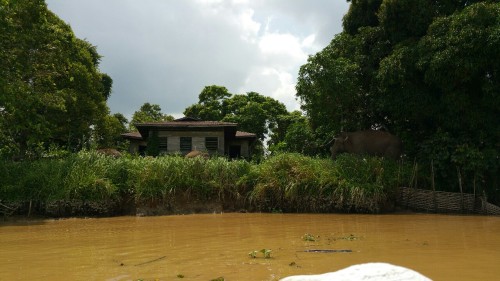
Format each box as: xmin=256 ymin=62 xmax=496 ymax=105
xmin=124 ymin=119 xmax=256 ymax=140
xmin=235 ymin=131 xmax=256 ymax=138
xmin=135 ymin=120 xmax=237 ymax=128
xmin=122 ymin=130 xmax=256 ymax=140
xmin=121 ymin=131 xmax=143 ymax=140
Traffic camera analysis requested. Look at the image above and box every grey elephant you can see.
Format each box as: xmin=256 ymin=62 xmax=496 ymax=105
xmin=329 ymin=130 xmax=402 ymax=160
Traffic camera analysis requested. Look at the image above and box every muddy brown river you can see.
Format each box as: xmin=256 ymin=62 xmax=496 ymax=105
xmin=1 ymin=213 xmax=499 ymax=280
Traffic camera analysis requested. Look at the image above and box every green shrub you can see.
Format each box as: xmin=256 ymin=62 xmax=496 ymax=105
xmin=250 ymin=153 xmax=410 ymax=213
xmin=0 ymin=151 xmax=411 ymax=214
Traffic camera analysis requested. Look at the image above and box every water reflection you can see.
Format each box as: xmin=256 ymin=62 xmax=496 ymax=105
xmin=1 ymin=213 xmax=499 ymax=280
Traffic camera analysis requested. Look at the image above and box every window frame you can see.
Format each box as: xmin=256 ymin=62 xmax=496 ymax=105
xmin=205 ymin=137 xmax=218 ymax=153
xmin=158 ymin=137 xmax=168 ymax=152
xmin=180 ymin=137 xmax=192 ymax=153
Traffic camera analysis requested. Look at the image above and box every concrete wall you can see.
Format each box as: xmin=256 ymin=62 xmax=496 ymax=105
xmin=226 ymin=139 xmax=252 ymax=158
xmin=156 ymin=130 xmax=225 ymax=155
xmin=127 ymin=130 xmax=253 ymax=158
xmin=127 ymin=139 xmax=147 ymax=154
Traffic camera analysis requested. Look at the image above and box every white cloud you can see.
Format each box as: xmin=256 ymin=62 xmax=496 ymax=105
xmin=302 ymin=34 xmax=317 ymax=49
xmin=259 ymin=32 xmax=306 ymax=61
xmin=236 ymin=9 xmax=261 ymax=42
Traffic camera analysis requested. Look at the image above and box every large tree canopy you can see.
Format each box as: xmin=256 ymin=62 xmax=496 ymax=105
xmin=184 ymin=85 xmax=288 ymax=142
xmin=129 ymin=102 xmax=174 ymax=131
xmin=297 ymin=0 xmax=499 ymax=200
xmin=0 ymin=0 xmax=113 ymax=158
xmin=184 ymin=85 xmax=231 ymax=121
xmin=94 ymin=113 xmax=128 ymax=149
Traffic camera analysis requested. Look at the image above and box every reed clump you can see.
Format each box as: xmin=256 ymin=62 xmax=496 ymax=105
xmin=249 ymin=153 xmax=409 ymax=213
xmin=0 ymin=151 xmax=411 ymax=216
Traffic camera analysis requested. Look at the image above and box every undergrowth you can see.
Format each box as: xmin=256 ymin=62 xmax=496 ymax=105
xmin=0 ymin=151 xmax=411 ymax=213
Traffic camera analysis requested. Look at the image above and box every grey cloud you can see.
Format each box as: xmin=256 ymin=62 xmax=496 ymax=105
xmin=46 ymin=0 xmax=350 ymax=119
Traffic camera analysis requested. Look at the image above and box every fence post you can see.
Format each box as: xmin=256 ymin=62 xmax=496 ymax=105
xmin=457 ymin=166 xmax=464 ymax=213
xmin=432 ymin=160 xmax=437 ymax=212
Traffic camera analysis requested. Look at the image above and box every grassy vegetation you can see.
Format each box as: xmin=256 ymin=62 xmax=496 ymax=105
xmin=249 ymin=153 xmax=410 ymax=213
xmin=0 ymin=151 xmax=411 ymax=215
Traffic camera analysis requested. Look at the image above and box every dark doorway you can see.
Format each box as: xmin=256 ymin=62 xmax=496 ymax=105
xmin=138 ymin=145 xmax=147 ymax=156
xmin=229 ymin=145 xmax=241 ymax=159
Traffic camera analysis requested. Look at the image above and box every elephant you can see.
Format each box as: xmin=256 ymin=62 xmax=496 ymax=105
xmin=185 ymin=150 xmax=209 ymax=159
xmin=329 ymin=130 xmax=402 ymax=160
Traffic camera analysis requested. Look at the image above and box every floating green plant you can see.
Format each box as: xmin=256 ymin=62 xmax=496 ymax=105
xmin=248 ymin=249 xmax=272 ymax=258
xmin=302 ymin=233 xmax=317 ymax=242
xmin=260 ymin=248 xmax=272 ymax=258
xmin=248 ymin=250 xmax=258 ymax=258
xmin=332 ymin=234 xmax=360 ymax=241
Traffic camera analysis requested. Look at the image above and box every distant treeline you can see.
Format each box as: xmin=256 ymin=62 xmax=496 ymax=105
xmin=0 ymin=151 xmax=411 ymax=216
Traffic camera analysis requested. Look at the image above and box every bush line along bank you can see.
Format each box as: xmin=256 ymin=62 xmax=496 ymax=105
xmin=0 ymin=151 xmax=411 ymax=216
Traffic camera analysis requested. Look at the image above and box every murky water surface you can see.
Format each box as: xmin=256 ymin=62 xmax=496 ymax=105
xmin=1 ymin=213 xmax=499 ymax=280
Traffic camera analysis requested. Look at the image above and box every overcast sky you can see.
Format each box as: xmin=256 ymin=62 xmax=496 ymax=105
xmin=46 ymin=0 xmax=350 ymax=119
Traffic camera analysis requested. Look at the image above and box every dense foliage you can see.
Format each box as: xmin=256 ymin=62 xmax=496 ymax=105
xmin=184 ymin=86 xmax=289 ymax=141
xmin=129 ymin=102 xmax=174 ymax=131
xmin=297 ymin=0 xmax=499 ymax=201
xmin=0 ymin=0 xmax=118 ymax=158
xmin=0 ymin=151 xmax=409 ymax=214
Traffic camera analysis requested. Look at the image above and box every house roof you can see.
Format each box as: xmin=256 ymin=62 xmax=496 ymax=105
xmin=122 ymin=130 xmax=256 ymax=140
xmin=235 ymin=131 xmax=256 ymax=138
xmin=135 ymin=120 xmax=237 ymax=129
xmin=122 ymin=117 xmax=256 ymax=141
xmin=121 ymin=131 xmax=142 ymax=140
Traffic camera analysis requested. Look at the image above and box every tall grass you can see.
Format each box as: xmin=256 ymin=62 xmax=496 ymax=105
xmin=249 ymin=153 xmax=333 ymax=212
xmin=250 ymin=153 xmax=411 ymax=213
xmin=123 ymin=156 xmax=252 ymax=205
xmin=0 ymin=151 xmax=411 ymax=214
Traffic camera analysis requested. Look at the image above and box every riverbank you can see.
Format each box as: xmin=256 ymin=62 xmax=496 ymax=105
xmin=0 ymin=151 xmax=412 ymax=218
xmin=4 ymin=191 xmax=497 ymax=219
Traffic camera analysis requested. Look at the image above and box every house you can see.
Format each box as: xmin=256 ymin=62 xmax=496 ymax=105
xmin=121 ymin=117 xmax=257 ymax=158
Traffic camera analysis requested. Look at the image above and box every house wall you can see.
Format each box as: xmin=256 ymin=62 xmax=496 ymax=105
xmin=227 ymin=139 xmax=252 ymax=159
xmin=156 ymin=130 xmax=225 ymax=155
xmin=127 ymin=139 xmax=147 ymax=154
xmin=126 ymin=129 xmax=254 ymax=158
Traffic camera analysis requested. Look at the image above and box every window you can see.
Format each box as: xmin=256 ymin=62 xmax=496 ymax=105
xmin=180 ymin=137 xmax=192 ymax=153
xmin=205 ymin=137 xmax=218 ymax=152
xmin=159 ymin=137 xmax=168 ymax=152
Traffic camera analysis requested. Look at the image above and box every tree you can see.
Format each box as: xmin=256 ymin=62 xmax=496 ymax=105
xmin=183 ymin=85 xmax=231 ymax=121
xmin=377 ymin=0 xmax=436 ymax=44
xmin=184 ymin=87 xmax=288 ymax=142
xmin=268 ymin=111 xmax=317 ymax=156
xmin=129 ymin=103 xmax=174 ymax=131
xmin=94 ymin=113 xmax=128 ymax=149
xmin=0 ymin=0 xmax=111 ymax=158
xmin=297 ymin=0 xmax=499 ymax=201
xmin=343 ymin=0 xmax=382 ymax=35
xmin=296 ymin=34 xmax=364 ymax=141
xmin=222 ymin=92 xmax=288 ymax=140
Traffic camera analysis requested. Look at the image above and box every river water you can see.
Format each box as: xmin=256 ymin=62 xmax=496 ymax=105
xmin=1 ymin=213 xmax=499 ymax=280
